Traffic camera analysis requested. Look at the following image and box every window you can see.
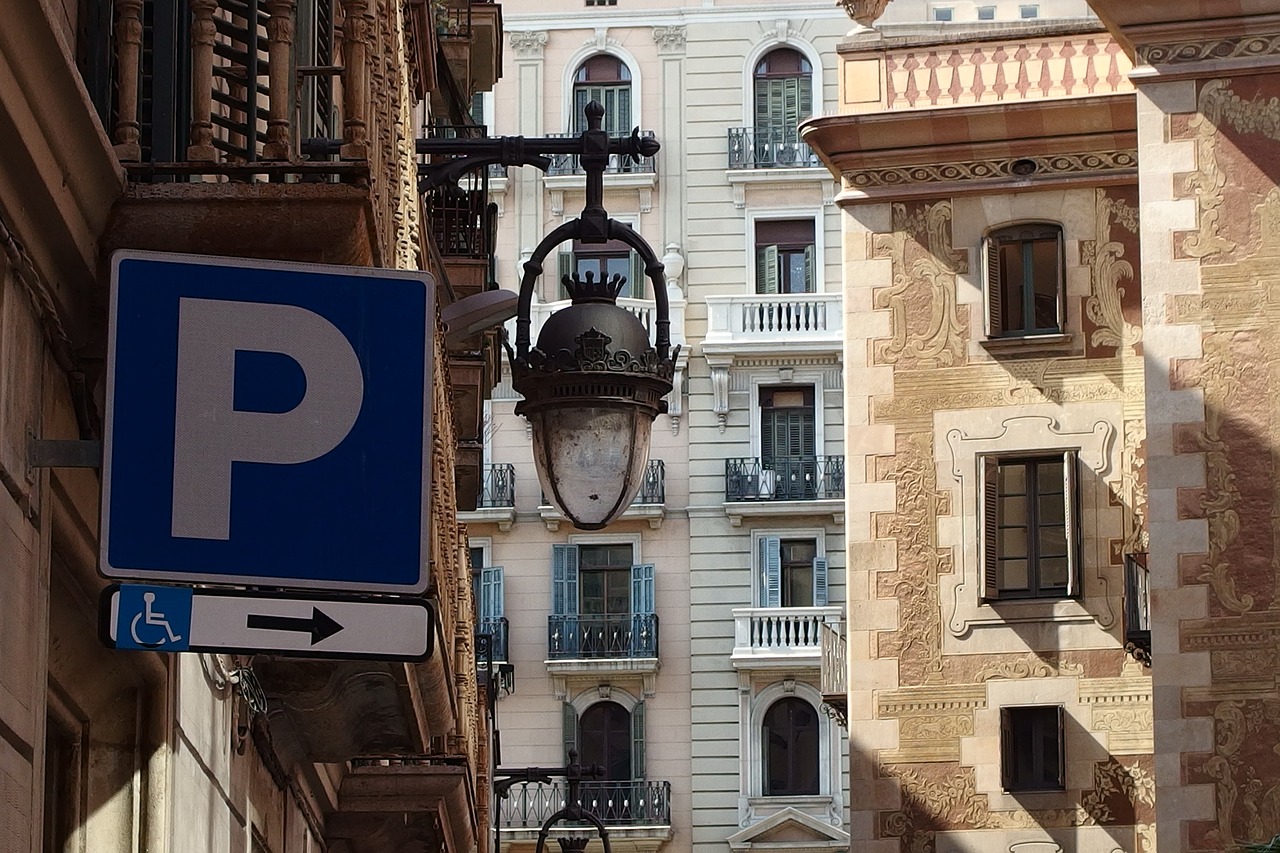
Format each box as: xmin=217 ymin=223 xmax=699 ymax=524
xmin=755 ymin=220 xmax=815 ymax=294
xmin=753 ymin=49 xmax=813 ymax=167
xmin=586 ymin=0 xmax=618 ymax=5
xmin=977 ymin=5 xmax=996 ymax=19
xmin=1000 ymin=705 xmax=1065 ymax=791
xmin=762 ymin=698 xmax=819 ymax=796
xmin=932 ymin=7 xmax=954 ymax=21
xmin=758 ymin=536 xmax=828 ymax=607
xmin=760 ymin=385 xmax=817 ymax=499
xmin=979 ymin=453 xmax=1079 ymax=600
xmin=1019 ymin=4 xmax=1039 ymax=18
xmin=559 ymin=238 xmax=645 ymax=299
xmin=573 ymin=55 xmax=631 ymax=135
xmin=477 ymin=564 xmax=506 ymax=661
xmin=984 ymin=223 xmax=1064 ymax=337
xmin=550 ymin=544 xmax=656 ymax=657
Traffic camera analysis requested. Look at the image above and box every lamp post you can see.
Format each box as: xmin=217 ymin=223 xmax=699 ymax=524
xmin=505 ymin=102 xmax=679 ymax=529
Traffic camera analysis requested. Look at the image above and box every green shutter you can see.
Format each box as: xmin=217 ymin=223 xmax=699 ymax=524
xmin=563 ymin=702 xmax=579 ymax=763
xmin=757 ymin=245 xmax=779 ymax=294
xmin=754 ymin=78 xmax=779 ymax=133
xmin=803 ymin=243 xmax=815 ymax=293
xmin=812 ymin=557 xmax=828 ymax=606
xmin=629 ymin=251 xmax=645 ymax=300
xmin=1064 ymin=450 xmax=1081 ymax=598
xmin=980 ymin=456 xmax=1001 ymax=600
xmin=573 ymin=86 xmax=590 ymax=133
xmin=631 ymin=701 xmax=646 ymax=781
xmin=783 ymin=77 xmax=801 ymax=130
xmin=761 ymin=536 xmax=782 ymax=607
xmin=798 ymin=74 xmax=813 ymax=121
xmin=558 ymin=252 xmax=573 ymax=299
xmin=986 ymin=238 xmax=1003 ymax=337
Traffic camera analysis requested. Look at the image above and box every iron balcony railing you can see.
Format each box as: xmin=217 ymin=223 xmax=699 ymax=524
xmin=421 ymin=123 xmax=495 ymax=260
xmin=725 ymin=456 xmax=845 ymax=502
xmin=499 ymin=780 xmax=672 ymax=828
xmin=820 ymin=621 xmax=847 ymax=698
xmin=636 ymin=459 xmax=665 ymax=505
xmin=479 ymin=616 xmax=509 ymax=663
xmin=475 ymin=463 xmax=515 ymax=508
xmin=1124 ymin=554 xmax=1151 ymax=665
xmin=545 ymin=131 xmax=657 ymax=176
xmin=548 ymin=614 xmax=659 ymax=660
xmin=727 ymin=127 xmax=820 ymax=170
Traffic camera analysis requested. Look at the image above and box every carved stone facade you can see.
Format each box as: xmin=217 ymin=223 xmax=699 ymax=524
xmin=806 ymin=4 xmax=1280 ymax=851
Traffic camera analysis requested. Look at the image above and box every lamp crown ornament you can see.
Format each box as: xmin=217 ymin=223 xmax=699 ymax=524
xmin=506 ymin=102 xmax=678 ymax=530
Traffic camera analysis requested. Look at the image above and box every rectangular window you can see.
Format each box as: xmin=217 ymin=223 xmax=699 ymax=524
xmin=985 ymin=224 xmax=1064 ymax=337
xmin=933 ymin=7 xmax=954 ymax=21
xmin=586 ymin=0 xmax=618 ymax=5
xmin=1000 ymin=705 xmax=1065 ymax=791
xmin=551 ymin=545 xmax=656 ymax=657
xmin=1019 ymin=4 xmax=1039 ymax=17
xmin=759 ymin=535 xmax=828 ymax=607
xmin=977 ymin=5 xmax=996 ymax=19
xmin=755 ymin=220 xmax=816 ymax=295
xmin=559 ymin=241 xmax=645 ymax=299
xmin=980 ymin=453 xmax=1079 ymax=600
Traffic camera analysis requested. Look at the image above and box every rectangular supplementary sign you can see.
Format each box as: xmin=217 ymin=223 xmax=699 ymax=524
xmin=101 ymin=251 xmax=433 ymax=593
xmin=101 ymin=584 xmax=434 ymax=661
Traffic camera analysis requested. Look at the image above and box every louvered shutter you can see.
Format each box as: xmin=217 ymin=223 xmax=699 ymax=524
xmin=757 ymin=245 xmax=779 ymax=294
xmin=616 ymin=84 xmax=632 ymax=134
xmin=563 ymin=702 xmax=579 ymax=763
xmin=761 ymin=536 xmax=782 ymax=607
xmin=999 ymin=706 xmax=1014 ymax=791
xmin=783 ymin=77 xmax=802 ymax=131
xmin=629 ymin=251 xmax=645 ymax=300
xmin=552 ymin=545 xmax=579 ymax=616
xmin=573 ymin=86 xmax=590 ymax=133
xmin=980 ymin=456 xmax=1001 ymax=600
xmin=558 ymin=252 xmax=574 ymax=299
xmin=812 ymin=557 xmax=828 ymax=606
xmin=1063 ymin=450 xmax=1081 ymax=598
xmin=985 ymin=238 xmax=1003 ymax=337
xmin=631 ymin=701 xmax=646 ymax=781
xmin=480 ymin=565 xmax=504 ymax=621
xmin=1054 ymin=705 xmax=1067 ymax=789
xmin=803 ymin=243 xmax=815 ymax=293
xmin=631 ymin=564 xmax=655 ymax=656
xmin=797 ymin=75 xmax=813 ymax=121
xmin=755 ymin=78 xmax=779 ymax=134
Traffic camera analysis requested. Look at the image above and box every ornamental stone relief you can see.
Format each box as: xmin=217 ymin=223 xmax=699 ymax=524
xmin=1187 ymin=698 xmax=1280 ymax=848
xmin=651 ymin=25 xmax=686 ymax=54
xmin=509 ymin=30 xmax=548 ymax=58
xmin=1139 ymin=32 xmax=1280 ymax=66
xmin=1081 ymin=188 xmax=1142 ymax=355
xmin=872 ymin=200 xmax=968 ymax=369
xmin=845 ymin=151 xmax=1137 ymax=190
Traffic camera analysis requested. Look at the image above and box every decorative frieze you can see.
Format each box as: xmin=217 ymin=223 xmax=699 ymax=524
xmin=1139 ymin=33 xmax=1280 ymax=66
xmin=845 ymin=151 xmax=1137 ymax=190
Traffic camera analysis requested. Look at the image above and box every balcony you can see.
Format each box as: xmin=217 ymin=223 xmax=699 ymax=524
xmin=724 ymin=457 xmax=844 ymax=526
xmin=437 ymin=0 xmax=503 ymax=96
xmin=701 ymin=293 xmax=842 ymax=358
xmin=548 ymin=614 xmax=659 ymax=661
xmin=499 ymin=780 xmax=673 ymax=850
xmin=731 ymin=607 xmax=843 ymax=671
xmin=1124 ymin=554 xmax=1151 ymax=667
xmin=328 ymin=760 xmax=474 ymax=853
xmin=479 ymin=616 xmax=509 ymax=664
xmin=727 ymin=127 xmax=821 ymax=170
xmin=545 ymin=131 xmax=658 ymax=177
xmin=540 ymin=459 xmax=670 ymax=530
xmin=459 ymin=463 xmax=517 ymax=529
xmin=820 ymin=621 xmax=847 ymax=729
xmin=97 ymin=1 xmax=405 ymax=266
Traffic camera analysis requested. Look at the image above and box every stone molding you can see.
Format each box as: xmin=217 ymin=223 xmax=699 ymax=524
xmin=509 ymin=30 xmax=548 ymax=59
xmin=652 ymin=25 xmax=686 ymax=54
xmin=1138 ymin=32 xmax=1280 ymax=66
xmin=845 ymin=150 xmax=1138 ymax=190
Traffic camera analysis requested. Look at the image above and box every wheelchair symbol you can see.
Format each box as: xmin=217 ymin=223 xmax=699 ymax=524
xmin=130 ymin=592 xmax=184 ymax=648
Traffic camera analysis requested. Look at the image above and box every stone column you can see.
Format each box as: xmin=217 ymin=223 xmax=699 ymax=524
xmin=186 ymin=0 xmax=219 ymax=161
xmin=112 ymin=0 xmax=145 ymax=160
xmin=262 ymin=0 xmax=297 ymax=160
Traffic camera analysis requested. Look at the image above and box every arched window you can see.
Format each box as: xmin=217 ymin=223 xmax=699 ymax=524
xmin=753 ymin=49 xmax=813 ymax=142
xmin=762 ymin=697 xmax=820 ymax=796
xmin=573 ymin=55 xmax=632 ymax=135
xmin=579 ymin=701 xmax=633 ymax=781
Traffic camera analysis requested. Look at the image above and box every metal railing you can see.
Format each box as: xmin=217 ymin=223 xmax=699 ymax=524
xmin=1124 ymin=554 xmax=1151 ymax=665
xmin=548 ymin=614 xmax=659 ymax=659
xmin=499 ymin=780 xmax=672 ymax=828
xmin=479 ymin=616 xmax=508 ymax=663
xmin=820 ymin=621 xmax=847 ymax=697
xmin=475 ymin=463 xmax=515 ymax=508
xmin=725 ymin=456 xmax=845 ymax=502
xmin=545 ymin=131 xmax=657 ymax=176
xmin=636 ymin=460 xmax=665 ymax=505
xmin=727 ymin=127 xmax=820 ymax=170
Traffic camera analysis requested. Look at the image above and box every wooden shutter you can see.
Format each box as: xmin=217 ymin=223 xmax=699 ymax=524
xmin=757 ymin=245 xmax=779 ymax=294
xmin=755 ymin=78 xmax=780 ymax=133
xmin=631 ymin=701 xmax=646 ymax=780
xmin=563 ymin=702 xmax=579 ymax=763
xmin=980 ymin=456 xmax=1001 ymax=601
xmin=558 ymin=251 xmax=573 ymax=297
xmin=985 ymin=237 xmax=1003 ymax=337
xmin=812 ymin=556 xmax=828 ymax=606
xmin=1063 ymin=450 xmax=1081 ymax=598
xmin=630 ymin=564 xmax=655 ymax=616
xmin=1054 ymin=705 xmax=1067 ymax=790
xmin=629 ymin=250 xmax=645 ymax=300
xmin=552 ymin=545 xmax=579 ymax=616
xmin=783 ymin=77 xmax=802 ymax=130
xmin=999 ymin=706 xmax=1014 ymax=791
xmin=797 ymin=74 xmax=813 ymax=121
xmin=480 ymin=565 xmax=504 ymax=621
xmin=803 ymin=243 xmax=815 ymax=293
xmin=761 ymin=536 xmax=782 ymax=607
xmin=573 ymin=86 xmax=590 ymax=132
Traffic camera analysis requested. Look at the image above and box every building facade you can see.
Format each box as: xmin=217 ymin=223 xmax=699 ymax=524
xmin=1 ymin=1 xmax=502 ymax=851
xmin=804 ymin=0 xmax=1280 ymax=850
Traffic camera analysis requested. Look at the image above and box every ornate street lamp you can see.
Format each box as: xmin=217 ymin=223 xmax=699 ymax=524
xmin=506 ymin=103 xmax=679 ymax=529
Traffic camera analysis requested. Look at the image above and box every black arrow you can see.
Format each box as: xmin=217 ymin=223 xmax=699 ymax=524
xmin=247 ymin=608 xmax=344 ymax=645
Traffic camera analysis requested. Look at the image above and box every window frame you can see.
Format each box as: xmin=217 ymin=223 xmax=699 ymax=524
xmin=977 ymin=5 xmax=996 ymax=20
xmin=740 ymin=680 xmax=841 ymax=816
xmin=1019 ymin=4 xmax=1040 ymax=18
xmin=562 ymin=47 xmax=642 ymax=138
xmin=932 ymin=7 xmax=954 ymax=21
xmin=753 ymin=529 xmax=829 ymax=608
xmin=564 ymin=688 xmax=646 ymax=779
xmin=1000 ymin=704 xmax=1066 ymax=792
xmin=978 ymin=451 xmax=1081 ymax=602
xmin=761 ymin=696 xmax=821 ymax=796
xmin=747 ymin=209 xmax=824 ymax=295
xmin=983 ymin=222 xmax=1066 ymax=339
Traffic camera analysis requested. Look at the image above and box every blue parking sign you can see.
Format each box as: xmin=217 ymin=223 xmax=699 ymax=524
xmin=113 ymin=585 xmax=193 ymax=651
xmin=101 ymin=252 xmax=433 ymax=593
